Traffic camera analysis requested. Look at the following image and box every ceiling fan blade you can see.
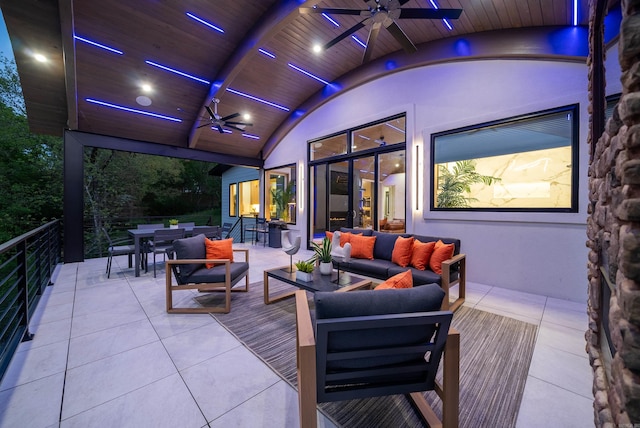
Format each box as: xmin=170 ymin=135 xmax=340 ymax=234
xmin=197 ymin=122 xmax=212 ymax=129
xmin=299 ymin=7 xmax=364 ymax=16
xmin=225 ymin=124 xmax=246 ymax=132
xmin=324 ymin=20 xmax=366 ymax=50
xmin=386 ymin=21 xmax=416 ymax=53
xmin=398 ymin=8 xmax=463 ymax=20
xmin=220 ymin=112 xmax=240 ymax=122
xmin=205 ymin=105 xmax=215 ymax=119
xmin=216 ymin=125 xmax=224 ymax=134
xmin=362 ymin=22 xmax=382 ymax=63
xmin=225 ymin=121 xmax=253 ymax=126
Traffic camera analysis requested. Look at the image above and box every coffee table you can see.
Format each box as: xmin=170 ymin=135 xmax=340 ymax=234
xmin=263 ymin=266 xmax=372 ymax=304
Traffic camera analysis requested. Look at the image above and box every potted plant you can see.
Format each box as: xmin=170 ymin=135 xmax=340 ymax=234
xmin=271 ymin=181 xmax=295 ymax=222
xmin=169 ymin=219 xmax=179 ymax=229
xmin=294 ymin=260 xmax=314 ymax=282
xmin=312 ymin=237 xmax=333 ymax=275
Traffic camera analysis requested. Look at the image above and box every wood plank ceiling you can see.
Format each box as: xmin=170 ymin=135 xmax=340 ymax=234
xmin=0 ymin=0 xmax=588 ymax=166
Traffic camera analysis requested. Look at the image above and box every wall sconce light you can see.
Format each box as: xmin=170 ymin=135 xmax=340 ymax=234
xmin=298 ymin=160 xmax=305 ymax=213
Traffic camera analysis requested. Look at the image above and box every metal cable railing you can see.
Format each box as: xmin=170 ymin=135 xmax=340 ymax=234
xmin=0 ymin=220 xmax=62 ymax=382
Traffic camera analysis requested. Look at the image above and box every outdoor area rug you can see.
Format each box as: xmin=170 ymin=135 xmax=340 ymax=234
xmin=203 ymin=280 xmax=538 ymax=428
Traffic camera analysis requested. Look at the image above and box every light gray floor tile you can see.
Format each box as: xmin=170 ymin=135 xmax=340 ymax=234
xmin=70 ymin=301 xmax=147 ymax=338
xmin=476 ymin=287 xmax=546 ymax=321
xmin=138 ymin=288 xmax=198 ymax=318
xmin=209 ymin=380 xmax=300 ymax=428
xmin=537 ymin=321 xmax=588 ymax=358
xmin=162 ymin=321 xmax=241 ymax=370
xmin=72 ymin=283 xmax=138 ymax=316
xmin=148 ymin=312 xmax=216 ymax=340
xmin=459 ymin=281 xmax=492 ymax=305
xmin=528 ymin=344 xmax=592 ymax=398
xmin=473 ymin=303 xmax=541 ymax=325
xmin=67 ymin=318 xmax=159 ymax=368
xmin=30 ymin=300 xmax=74 ymax=326
xmin=542 ymin=302 xmax=588 ymax=331
xmin=60 ymin=373 xmax=207 ymax=428
xmin=20 ymin=317 xmax=72 ymax=351
xmin=0 ymin=372 xmax=64 ymax=428
xmin=181 ymin=345 xmax=281 ymax=423
xmin=0 ymin=341 xmax=68 ymax=391
xmin=61 ymin=341 xmax=177 ymax=419
xmin=516 ymin=376 xmax=593 ymax=428
xmin=41 ymin=289 xmax=75 ymax=307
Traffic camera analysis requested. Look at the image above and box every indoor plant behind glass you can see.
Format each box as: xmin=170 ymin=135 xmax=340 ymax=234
xmin=312 ymin=237 xmax=333 ymax=275
xmin=295 ymin=260 xmax=314 ymax=282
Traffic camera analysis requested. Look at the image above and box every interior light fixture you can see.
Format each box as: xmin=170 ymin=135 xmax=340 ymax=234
xmin=258 ymin=48 xmax=276 ymax=58
xmin=287 ymin=63 xmax=329 ymax=85
xmin=351 ymin=35 xmax=366 ymax=48
xmin=226 ymin=88 xmax=290 ymax=111
xmin=186 ymin=12 xmax=224 ymax=33
xmin=242 ymin=133 xmax=260 ymax=140
xmin=74 ymin=36 xmax=124 ymax=55
xmin=86 ymin=98 xmax=182 ymax=122
xmin=385 ymin=123 xmax=404 ymax=133
xmin=322 ymin=13 xmax=340 ymax=27
xmin=145 ymin=60 xmax=210 ymax=84
xmin=428 ymin=0 xmax=454 ymax=30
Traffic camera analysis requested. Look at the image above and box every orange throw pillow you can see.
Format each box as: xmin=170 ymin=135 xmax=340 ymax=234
xmin=325 ymin=231 xmax=333 ymax=241
xmin=204 ymin=238 xmax=234 ymax=268
xmin=375 ymin=270 xmax=413 ymax=290
xmin=339 ymin=232 xmax=362 ymax=247
xmin=429 ymin=240 xmax=454 ymax=275
xmin=349 ymin=234 xmax=376 ymax=260
xmin=410 ymin=241 xmax=436 ymax=271
xmin=391 ymin=236 xmax=414 ymax=267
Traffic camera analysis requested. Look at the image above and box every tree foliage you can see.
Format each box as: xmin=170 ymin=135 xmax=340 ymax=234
xmin=436 ymin=160 xmax=501 ymax=208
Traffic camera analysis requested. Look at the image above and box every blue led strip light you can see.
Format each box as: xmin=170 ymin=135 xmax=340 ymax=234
xmin=322 ymin=13 xmax=340 ymax=27
xmin=145 ymin=61 xmax=210 ymax=84
xmin=258 ymin=48 xmax=276 ymax=58
xmin=573 ymin=0 xmax=578 ymax=26
xmin=74 ymin=36 xmax=123 ymax=55
xmin=242 ymin=133 xmax=260 ymax=140
xmin=428 ymin=0 xmax=454 ymax=30
xmin=85 ymin=98 xmax=182 ymax=122
xmin=351 ymin=35 xmax=366 ymax=48
xmin=186 ymin=12 xmax=224 ymax=33
xmin=226 ymin=88 xmax=290 ymax=111
xmin=287 ymin=63 xmax=330 ymax=85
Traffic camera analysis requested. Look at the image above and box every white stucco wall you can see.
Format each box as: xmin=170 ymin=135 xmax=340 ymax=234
xmin=264 ymin=56 xmax=610 ymax=302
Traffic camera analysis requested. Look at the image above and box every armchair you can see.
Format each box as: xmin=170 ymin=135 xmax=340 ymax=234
xmin=295 ymin=284 xmax=460 ymax=427
xmin=166 ymin=234 xmax=249 ymax=314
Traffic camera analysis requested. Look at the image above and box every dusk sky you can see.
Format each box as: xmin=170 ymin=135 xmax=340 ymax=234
xmin=0 ymin=11 xmax=15 ymax=60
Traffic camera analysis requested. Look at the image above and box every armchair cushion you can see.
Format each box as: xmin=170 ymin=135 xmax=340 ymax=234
xmin=172 ymin=234 xmax=206 ymax=277
xmin=188 ymin=261 xmax=249 ymax=284
xmin=204 ymin=238 xmax=234 ymax=268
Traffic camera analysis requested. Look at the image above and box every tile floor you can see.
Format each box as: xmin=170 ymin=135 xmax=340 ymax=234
xmin=0 ymin=243 xmax=594 ymax=428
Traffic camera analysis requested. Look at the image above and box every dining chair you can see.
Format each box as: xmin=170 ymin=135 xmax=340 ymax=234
xmin=151 ymin=228 xmax=185 ymax=277
xmin=102 ymin=227 xmax=136 ymax=278
xmin=245 ymin=217 xmax=268 ymax=246
xmin=137 ymin=223 xmax=164 ymax=269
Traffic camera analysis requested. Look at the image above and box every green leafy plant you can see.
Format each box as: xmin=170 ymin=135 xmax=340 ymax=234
xmin=311 ymin=237 xmax=332 ymax=263
xmin=270 ymin=181 xmax=295 ymax=222
xmin=436 ymin=160 xmax=501 ymax=208
xmin=169 ymin=218 xmax=179 ymax=225
xmin=295 ymin=260 xmax=314 ymax=273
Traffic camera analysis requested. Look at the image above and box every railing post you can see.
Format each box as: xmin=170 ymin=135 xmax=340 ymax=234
xmin=17 ymin=240 xmax=33 ymax=341
xmin=241 ymin=217 xmax=245 ymax=243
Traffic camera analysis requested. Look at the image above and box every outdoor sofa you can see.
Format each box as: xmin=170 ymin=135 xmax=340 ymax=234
xmin=330 ymin=227 xmax=466 ymax=311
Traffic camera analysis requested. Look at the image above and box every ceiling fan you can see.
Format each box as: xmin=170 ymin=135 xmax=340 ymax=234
xmin=300 ymin=0 xmax=462 ymax=63
xmin=198 ymin=98 xmax=252 ymax=134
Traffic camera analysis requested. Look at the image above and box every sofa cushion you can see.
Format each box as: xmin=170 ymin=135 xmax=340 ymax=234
xmin=340 ymin=227 xmax=373 ymax=236
xmin=388 ymin=265 xmax=443 ymax=286
xmin=172 ymin=234 xmax=206 ymax=278
xmin=372 ymin=230 xmax=400 ymax=260
xmin=410 ymin=240 xmax=436 ymax=270
xmin=350 ymin=234 xmax=376 ymax=260
xmin=391 ymin=236 xmax=414 ymax=267
xmin=430 ymin=240 xmax=455 ymax=275
xmin=204 ymin=238 xmax=234 ymax=268
xmin=340 ymin=258 xmax=395 ymax=279
xmin=375 ymin=270 xmax=413 ymax=289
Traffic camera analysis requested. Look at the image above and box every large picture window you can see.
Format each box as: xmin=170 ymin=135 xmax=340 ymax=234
xmin=229 ymin=183 xmax=237 ymax=217
xmin=431 ymin=105 xmax=579 ymax=212
xmin=265 ymin=164 xmax=297 ymax=224
xmin=238 ymin=180 xmax=259 ymax=216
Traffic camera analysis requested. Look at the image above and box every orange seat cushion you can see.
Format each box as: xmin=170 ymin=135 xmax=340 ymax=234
xmin=429 ymin=240 xmax=455 ymax=275
xmin=410 ymin=241 xmax=436 ymax=271
xmin=349 ymin=234 xmax=376 ymax=260
xmin=375 ymin=270 xmax=413 ymax=290
xmin=391 ymin=236 xmax=414 ymax=267
xmin=204 ymin=238 xmax=234 ymax=269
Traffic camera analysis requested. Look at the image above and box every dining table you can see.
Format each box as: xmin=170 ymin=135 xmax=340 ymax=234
xmin=127 ymin=226 xmax=195 ymax=277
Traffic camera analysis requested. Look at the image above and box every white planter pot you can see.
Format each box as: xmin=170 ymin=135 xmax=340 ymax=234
xmin=169 ymin=224 xmax=178 ymax=229
xmin=296 ymin=271 xmax=313 ymax=282
xmin=319 ymin=262 xmax=332 ymax=275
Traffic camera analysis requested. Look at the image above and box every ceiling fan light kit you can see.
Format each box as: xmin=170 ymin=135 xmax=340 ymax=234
xmin=198 ymin=98 xmax=253 ymax=134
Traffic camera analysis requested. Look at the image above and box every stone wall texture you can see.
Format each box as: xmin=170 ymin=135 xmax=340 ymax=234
xmin=587 ymin=0 xmax=640 ymax=425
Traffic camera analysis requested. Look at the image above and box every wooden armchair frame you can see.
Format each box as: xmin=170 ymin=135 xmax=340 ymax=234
xmin=165 ymin=249 xmax=249 ymax=314
xmin=441 ymin=253 xmax=466 ymax=312
xmin=295 ymin=290 xmax=460 ymax=428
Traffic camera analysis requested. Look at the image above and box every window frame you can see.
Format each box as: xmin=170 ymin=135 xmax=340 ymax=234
xmin=265 ymin=163 xmax=297 ymax=224
xmin=429 ymin=104 xmax=580 ymax=213
xmin=228 ymin=183 xmax=237 ymax=217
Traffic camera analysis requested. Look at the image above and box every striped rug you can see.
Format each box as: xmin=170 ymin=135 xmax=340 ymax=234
xmin=205 ymin=280 xmax=538 ymax=428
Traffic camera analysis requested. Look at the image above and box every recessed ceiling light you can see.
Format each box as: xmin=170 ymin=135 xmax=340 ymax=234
xmin=243 ymin=113 xmax=251 ymax=121
xmin=136 ymin=95 xmax=152 ymax=106
xmin=312 ymin=44 xmax=322 ymax=54
xmin=141 ymin=83 xmax=152 ymax=93
xmin=34 ymin=53 xmax=47 ymax=63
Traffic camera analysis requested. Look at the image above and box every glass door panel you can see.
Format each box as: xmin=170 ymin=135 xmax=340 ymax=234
xmin=310 ymin=164 xmax=328 ymax=240
xmin=378 ymin=151 xmax=406 ymax=232
xmin=353 ymin=156 xmax=375 ymax=229
xmin=328 ymin=162 xmax=350 ymax=231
